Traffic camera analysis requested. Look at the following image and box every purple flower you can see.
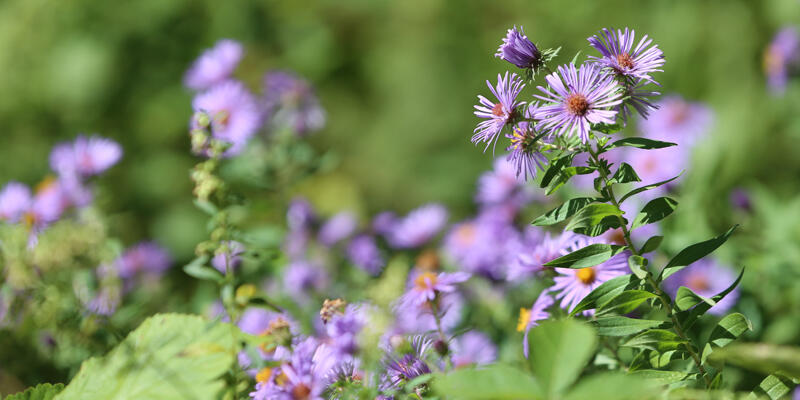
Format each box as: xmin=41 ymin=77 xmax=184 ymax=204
xmin=191 ymin=80 xmax=262 ymax=157
xmin=325 ymin=304 xmax=368 ymax=359
xmin=638 ymin=95 xmax=713 ymax=147
xmin=381 ymin=336 xmax=433 ymax=391
xmin=729 ymin=187 xmax=752 ymax=213
xmin=475 ymin=157 xmax=529 ymax=205
xmin=450 ymin=331 xmax=497 ymax=367
xmin=386 ymin=204 xmax=448 ymax=249
xmin=346 ymin=234 xmax=384 ymax=275
xmin=372 ymin=211 xmax=397 ymax=235
xmin=262 ymin=70 xmax=326 ymax=135
xmin=443 ymin=215 xmax=519 ymax=281
xmin=283 ymin=260 xmax=328 ymax=301
xmin=211 ymin=240 xmax=246 ymax=273
xmin=495 ymin=26 xmax=542 ymax=70
xmin=508 ymin=231 xmax=576 ymax=281
xmin=535 ymin=63 xmax=622 ymax=142
xmin=764 ymin=27 xmax=800 ymax=94
xmin=0 ymin=182 xmax=32 ymax=223
xmin=394 ymin=290 xmax=464 ymax=334
xmin=623 ymin=145 xmax=686 ymax=199
xmin=82 ymin=286 xmax=121 ymax=316
xmin=287 ymin=197 xmax=316 ymax=232
xmin=0 ymin=179 xmax=70 ymax=232
xmin=250 ymin=337 xmax=330 ymax=400
xmin=588 ymin=28 xmax=665 ymax=83
xmin=663 ymin=258 xmax=739 ymax=316
xmin=50 ymin=135 xmax=122 ymax=178
xmin=184 ymin=39 xmax=243 ymax=91
xmin=116 ymin=242 xmax=172 ymax=279
xmin=318 ymin=211 xmax=357 ymax=246
xmin=396 ymin=270 xmax=470 ymax=309
xmin=617 ymin=79 xmax=660 ymax=123
xmin=506 ymin=104 xmax=549 ymax=181
xmin=551 ymin=236 xmax=630 ymax=314
xmin=237 ymin=307 xmax=297 ymax=336
xmin=472 ymin=72 xmax=525 ymax=150
xmin=521 ymin=293 xmax=554 ymax=357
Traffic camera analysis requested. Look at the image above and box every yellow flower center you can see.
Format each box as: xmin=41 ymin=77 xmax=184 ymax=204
xmin=576 ymin=267 xmax=596 ymax=284
xmin=517 ymin=308 xmax=531 ymax=332
xmin=416 ymin=250 xmax=440 ymax=271
xmin=256 ymin=367 xmax=273 ymax=384
xmin=455 ymin=223 xmax=477 ymax=246
xmin=35 ymin=176 xmax=58 ymax=194
xmin=414 ymin=272 xmax=438 ymax=291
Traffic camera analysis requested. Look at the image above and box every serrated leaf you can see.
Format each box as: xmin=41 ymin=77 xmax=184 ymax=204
xmin=528 ymin=320 xmax=597 ymax=398
xmin=4 ymin=383 xmax=65 ymax=400
xmin=597 ymin=290 xmax=657 ymax=316
xmin=701 ymin=313 xmax=752 ymax=364
xmin=570 ymin=274 xmax=640 ymax=316
xmin=564 ymin=204 xmax=622 ymax=232
xmin=628 ymin=255 xmax=648 ymax=279
xmin=544 ymin=244 xmax=626 ymax=269
xmin=592 ymin=316 xmax=663 ymax=337
xmin=676 ymin=268 xmax=744 ymax=330
xmin=622 ymin=329 xmax=687 ymax=353
xmin=610 ymin=163 xmax=641 ymax=184
xmin=631 ymin=197 xmax=678 ymax=229
xmin=638 ymin=236 xmax=663 ymax=254
xmin=619 ymin=173 xmax=683 ymax=203
xmin=608 ymin=137 xmax=677 ymax=150
xmin=540 ymin=154 xmax=575 ymax=188
xmin=532 ymin=197 xmax=597 ymax=226
xmin=431 ymin=365 xmax=541 ymax=399
xmin=748 ymin=374 xmax=794 ymax=400
xmin=628 ymin=370 xmax=697 ymax=384
xmin=563 ymin=372 xmax=657 ymax=400
xmin=55 ymin=314 xmax=238 ymax=400
xmin=659 ymin=225 xmax=738 ymax=281
xmin=710 ymin=343 xmax=800 ymax=379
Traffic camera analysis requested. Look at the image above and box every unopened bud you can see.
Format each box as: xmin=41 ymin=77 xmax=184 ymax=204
xmin=433 ymin=339 xmax=449 ymax=357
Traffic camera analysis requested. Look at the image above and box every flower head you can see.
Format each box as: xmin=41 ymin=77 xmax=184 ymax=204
xmin=0 ymin=182 xmax=32 ymax=223
xmin=394 ymin=290 xmax=464 ymax=334
xmin=638 ymin=95 xmax=713 ymax=146
xmin=505 ymin=105 xmax=549 ymax=180
xmin=450 ymin=331 xmax=497 ymax=367
xmin=50 ymin=135 xmax=122 ymax=178
xmin=764 ymin=27 xmax=800 ymax=94
xmin=283 ymin=260 xmax=329 ymax=302
xmin=318 ymin=211 xmax=357 ymax=246
xmin=346 ymin=234 xmax=385 ymax=275
xmin=443 ymin=214 xmax=519 ymax=281
xmin=663 ymin=259 xmax=739 ymax=315
xmin=616 ymin=79 xmax=660 ymax=123
xmin=116 ymin=242 xmax=172 ymax=280
xmin=521 ymin=293 xmax=554 ymax=357
xmin=184 ymin=39 xmax=243 ymax=91
xmin=381 ymin=335 xmax=433 ymax=391
xmin=396 ymin=270 xmax=470 ymax=309
xmin=475 ymin=157 xmax=531 ymax=205
xmin=495 ymin=26 xmax=542 ymax=70
xmin=535 ymin=63 xmax=622 ymax=142
xmin=211 ymin=240 xmax=246 ymax=273
xmin=588 ymin=28 xmax=664 ymax=83
xmin=508 ymin=231 xmax=577 ymax=281
xmin=263 ymin=70 xmax=326 ymax=135
xmin=472 ymin=72 xmax=525 ymax=150
xmin=191 ymin=80 xmax=262 ymax=156
xmin=386 ymin=204 xmax=448 ymax=249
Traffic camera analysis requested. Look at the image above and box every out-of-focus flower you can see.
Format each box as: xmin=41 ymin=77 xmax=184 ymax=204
xmin=505 ymin=104 xmax=549 ymax=181
xmin=192 ymin=80 xmax=262 ymax=157
xmin=263 ymin=70 xmax=326 ymax=135
xmin=372 ymin=211 xmax=397 ymax=236
xmin=386 ymin=204 xmax=448 ymax=249
xmin=0 ymin=182 xmax=32 ymax=223
xmin=588 ymin=28 xmax=664 ymax=83
xmin=0 ymin=179 xmax=71 ymax=232
xmin=325 ymin=304 xmax=368 ymax=360
xmin=250 ymin=337 xmax=330 ymax=400
xmin=116 ymin=242 xmax=172 ymax=279
xmin=81 ymin=286 xmax=121 ymax=316
xmin=318 ymin=211 xmax=357 ymax=246
xmin=729 ymin=187 xmax=752 ymax=213
xmin=521 ymin=293 xmax=554 ymax=357
xmin=346 ymin=234 xmax=384 ymax=275
xmin=535 ymin=64 xmax=622 ymax=143
xmin=50 ymin=135 xmax=122 ymax=178
xmin=764 ymin=27 xmax=800 ymax=94
xmin=472 ymin=72 xmax=525 ymax=150
xmin=396 ymin=270 xmax=470 ymax=309
xmin=663 ymin=258 xmax=739 ymax=315
xmin=287 ymin=197 xmax=316 ymax=232
xmin=638 ymin=95 xmax=713 ymax=146
xmin=508 ymin=231 xmax=576 ymax=281
xmin=623 ymin=145 xmax=686 ymax=199
xmin=283 ymin=260 xmax=329 ymax=300
xmin=381 ymin=335 xmax=433 ymax=391
xmin=450 ymin=331 xmax=497 ymax=367
xmin=211 ymin=240 xmax=246 ymax=273
xmin=184 ymin=39 xmax=243 ymax=91
xmin=475 ymin=157 xmax=530 ymax=205
xmin=495 ymin=26 xmax=542 ymax=70
xmin=394 ymin=290 xmax=464 ymax=334
xmin=443 ymin=215 xmax=519 ymax=281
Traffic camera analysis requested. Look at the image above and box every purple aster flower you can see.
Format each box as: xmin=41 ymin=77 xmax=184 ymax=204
xmin=381 ymin=335 xmax=434 ymax=391
xmin=623 ymin=145 xmax=686 ymax=199
xmin=0 ymin=179 xmax=70 ymax=236
xmin=386 ymin=204 xmax=448 ymax=249
xmin=191 ymin=80 xmax=262 ymax=157
xmin=551 ymin=236 xmax=630 ymax=314
xmin=764 ymin=27 xmax=800 ymax=94
xmin=443 ymin=215 xmax=519 ymax=281
xmin=50 ymin=135 xmax=122 ymax=178
xmin=346 ymin=234 xmax=384 ymax=275
xmin=588 ymin=28 xmax=665 ymax=83
xmin=211 ymin=240 xmax=246 ymax=273
xmin=251 ymin=337 xmax=330 ymax=400
xmin=0 ymin=182 xmax=32 ymax=223
xmin=472 ymin=72 xmax=525 ymax=150
xmin=287 ymin=197 xmax=316 ymax=232
xmin=284 ymin=228 xmax=310 ymax=261
xmin=238 ymin=307 xmax=297 ymax=336
xmin=263 ymin=70 xmax=326 ymax=135
xmin=638 ymin=95 xmax=713 ymax=147
xmin=663 ymin=258 xmax=739 ymax=316
xmin=396 ymin=270 xmax=470 ymax=309
xmin=318 ymin=211 xmax=357 ymax=246
xmin=184 ymin=39 xmax=243 ymax=91
xmin=495 ymin=26 xmax=542 ymax=70
xmin=535 ymin=63 xmax=622 ymax=142
xmin=450 ymin=331 xmax=497 ymax=368
xmin=521 ymin=293 xmax=555 ymax=358
xmin=393 ymin=289 xmax=464 ymax=334
xmin=505 ymin=104 xmax=549 ymax=181
xmin=617 ymin=79 xmax=660 ymax=123
xmin=372 ymin=211 xmax=398 ymax=236
xmin=283 ymin=260 xmax=329 ymax=301
xmin=324 ymin=304 xmax=368 ymax=359
xmin=82 ymin=286 xmax=121 ymax=316
xmin=116 ymin=241 xmax=172 ymax=280
xmin=508 ymin=231 xmax=577 ymax=281
xmin=475 ymin=157 xmax=531 ymax=205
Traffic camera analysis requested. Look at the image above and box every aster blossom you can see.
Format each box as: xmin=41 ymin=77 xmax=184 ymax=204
xmin=396 ymin=270 xmax=470 ymax=309
xmin=263 ymin=70 xmax=326 ymax=135
xmin=505 ymin=103 xmax=549 ymax=180
xmin=764 ymin=27 xmax=800 ymax=93
xmin=495 ymin=26 xmax=542 ymax=70
xmin=450 ymin=331 xmax=497 ymax=367
xmin=534 ymin=63 xmax=622 ymax=143
xmin=50 ymin=135 xmax=123 ymax=178
xmin=184 ymin=39 xmax=243 ymax=91
xmin=472 ymin=72 xmax=525 ymax=150
xmin=588 ymin=27 xmax=665 ymax=83
xmin=385 ymin=203 xmax=448 ymax=249
xmin=520 ymin=293 xmax=554 ymax=357
xmin=191 ymin=80 xmax=262 ymax=157
xmin=663 ymin=258 xmax=739 ymax=316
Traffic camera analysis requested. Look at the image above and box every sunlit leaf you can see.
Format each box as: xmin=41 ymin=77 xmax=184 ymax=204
xmin=544 ymin=244 xmax=626 ymax=269
xmin=565 ymin=204 xmax=622 ymax=232
xmin=658 ymin=225 xmax=738 ymax=281
xmin=622 ymin=329 xmax=687 ymax=353
xmin=431 ymin=365 xmax=542 ymax=400
xmin=592 ymin=316 xmax=664 ymax=337
xmin=619 ymin=173 xmax=682 ymax=203
xmin=532 ymin=197 xmax=598 ymax=226
xmin=607 ymin=137 xmax=677 ymax=150
xmin=570 ymin=274 xmax=640 ymax=316
xmin=597 ymin=290 xmax=657 ymax=316
xmin=5 ymin=383 xmax=64 ymax=400
xmin=631 ymin=197 xmax=678 ymax=229
xmin=701 ymin=313 xmax=752 ymax=364
xmin=527 ymin=320 xmax=597 ymax=398
xmin=610 ymin=163 xmax=641 ymax=184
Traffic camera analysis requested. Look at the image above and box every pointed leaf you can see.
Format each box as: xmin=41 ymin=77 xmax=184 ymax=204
xmin=572 ymin=216 xmax=624 ymax=237
xmin=610 ymin=163 xmax=641 ymax=184
xmin=628 ymin=370 xmax=697 ymax=384
xmin=527 ymin=320 xmax=597 ymax=398
xmin=701 ymin=313 xmax=752 ymax=364
xmin=628 ymin=255 xmax=648 ymax=279
xmin=674 ymin=286 xmax=716 ymax=311
xmin=631 ymin=197 xmax=678 ymax=229
xmin=532 ymin=197 xmax=597 ymax=226
xmin=638 ymin=236 xmax=663 ymax=255
xmin=540 ymin=154 xmax=575 ymax=188
xmin=659 ymin=225 xmax=738 ymax=281
xmin=622 ymin=329 xmax=687 ymax=353
xmin=546 ymin=166 xmax=596 ymax=195
xmin=592 ymin=316 xmax=664 ymax=337
xmin=608 ymin=137 xmax=677 ymax=150
xmin=676 ymin=268 xmax=744 ymax=330
xmin=570 ymin=274 xmax=640 ymax=316
xmin=748 ymin=374 xmax=794 ymax=400
xmin=4 ymin=384 xmax=64 ymax=400
xmin=544 ymin=244 xmax=626 ymax=269
xmin=183 ymin=257 xmax=224 ymax=283
xmin=619 ymin=173 xmax=682 ymax=203
xmin=597 ymin=290 xmax=657 ymax=316
xmin=565 ymin=204 xmax=622 ymax=232
xmin=432 ymin=365 xmax=542 ymax=399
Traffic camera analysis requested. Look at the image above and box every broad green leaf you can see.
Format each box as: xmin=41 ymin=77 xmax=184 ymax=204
xmin=544 ymin=244 xmax=626 ymax=269
xmin=628 ymin=370 xmax=697 ymax=384
xmin=674 ymin=286 xmax=716 ymax=311
xmin=648 ymin=350 xmax=684 ymax=368
xmin=676 ymin=268 xmax=744 ymax=330
xmin=546 ymin=166 xmax=596 ymax=195
xmin=628 ymin=255 xmax=648 ymax=279
xmin=572 ymin=216 xmax=624 ymax=237
xmin=610 ymin=163 xmax=641 ymax=184
xmin=565 ymin=203 xmax=622 ymax=232
xmin=431 ymin=365 xmax=542 ymax=399
xmin=619 ymin=173 xmax=682 ymax=203
xmin=701 ymin=313 xmax=753 ymax=364
xmin=747 ymin=374 xmax=795 ymax=400
xmin=597 ymin=290 xmax=657 ymax=316
xmin=55 ymin=314 xmax=238 ymax=400
xmin=527 ymin=320 xmax=597 ymax=398
xmin=540 ymin=154 xmax=575 ymax=188
xmin=622 ymin=329 xmax=687 ymax=353
xmin=183 ymin=256 xmax=223 ymax=283
xmin=631 ymin=197 xmax=678 ymax=229
xmin=5 ymin=384 xmax=64 ymax=400
xmin=532 ymin=197 xmax=597 ymax=226
xmin=594 ymin=123 xmax=623 ymax=135
xmin=592 ymin=316 xmax=663 ymax=337
xmin=658 ymin=225 xmax=738 ymax=281
xmin=638 ymin=236 xmax=663 ymax=254
xmin=570 ymin=274 xmax=640 ymax=316
xmin=607 ymin=137 xmax=677 ymax=150
xmin=710 ymin=343 xmax=800 ymax=379
xmin=563 ymin=372 xmax=657 ymax=400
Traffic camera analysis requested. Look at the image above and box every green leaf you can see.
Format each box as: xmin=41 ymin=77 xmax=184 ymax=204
xmin=608 ymin=137 xmax=677 ymax=150
xmin=631 ymin=197 xmax=678 ymax=229
xmin=593 ymin=123 xmax=623 ymax=135
xmin=540 ymin=154 xmax=575 ymax=188
xmin=622 ymin=329 xmax=687 ymax=353
xmin=572 ymin=216 xmax=624 ymax=237
xmin=183 ymin=257 xmax=224 ymax=283
xmin=431 ymin=365 xmax=542 ymax=399
xmin=628 ymin=370 xmax=697 ymax=385
xmin=619 ymin=173 xmax=683 ymax=203
xmin=563 ymin=372 xmax=657 ymax=400
xmin=674 ymin=286 xmax=716 ymax=311
xmin=527 ymin=320 xmax=597 ymax=398
xmin=628 ymin=255 xmax=648 ymax=279
xmin=544 ymin=244 xmax=626 ymax=269
xmin=565 ymin=204 xmax=622 ymax=232
xmin=710 ymin=343 xmax=800 ymax=380
xmin=658 ymin=225 xmax=738 ymax=281
xmin=192 ymin=199 xmax=219 ymax=216
xmin=4 ymin=384 xmax=64 ymax=400
xmin=592 ymin=316 xmax=663 ymax=337
xmin=638 ymin=236 xmax=663 ymax=255
xmin=701 ymin=313 xmax=753 ymax=364
xmin=610 ymin=163 xmax=641 ymax=184
xmin=676 ymin=268 xmax=744 ymax=330
xmin=597 ymin=290 xmax=658 ymax=316
xmin=532 ymin=197 xmax=598 ymax=226
xmin=570 ymin=274 xmax=640 ymax=316
xmin=55 ymin=314 xmax=238 ymax=400
xmin=748 ymin=374 xmax=795 ymax=400
xmin=546 ymin=166 xmax=596 ymax=195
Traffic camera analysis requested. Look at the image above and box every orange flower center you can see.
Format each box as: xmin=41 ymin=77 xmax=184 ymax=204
xmin=491 ymin=103 xmax=505 ymax=117
xmin=416 ymin=250 xmax=440 ymax=271
xmin=291 ymin=383 xmax=312 ymax=399
xmin=566 ymin=94 xmax=589 ymax=116
xmin=414 ymin=272 xmax=438 ymax=291
xmin=687 ymin=274 xmax=710 ymax=292
xmin=616 ymin=52 xmax=635 ymax=69
xmin=576 ymin=267 xmax=596 ymax=284
xmin=455 ymin=223 xmax=477 ymax=246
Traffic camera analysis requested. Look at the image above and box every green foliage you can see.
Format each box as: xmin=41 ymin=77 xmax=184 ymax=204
xmin=701 ymin=313 xmax=752 ymax=364
xmin=596 ymin=290 xmax=658 ymax=316
xmin=606 ymin=138 xmax=676 ymax=150
xmin=609 ymin=163 xmax=641 ymax=184
xmin=564 ymin=203 xmax=622 ymax=232
xmin=710 ymin=343 xmax=800 ymax=380
xmin=569 ymin=274 xmax=640 ymax=316
xmin=182 ymin=256 xmax=224 ymax=283
xmin=592 ymin=316 xmax=664 ymax=337
xmin=659 ymin=226 xmax=739 ymax=281
xmin=432 ymin=365 xmax=542 ymax=399
xmin=4 ymin=384 xmax=64 ymax=400
xmin=540 ymin=154 xmax=576 ymax=189
xmin=526 ymin=320 xmax=597 ymax=398
xmin=622 ymin=329 xmax=688 ymax=353
xmin=531 ymin=197 xmax=597 ymax=226
xmin=747 ymin=374 xmax=795 ymax=400
xmin=676 ymin=269 xmax=744 ymax=330
xmin=628 ymin=255 xmax=649 ymax=279
xmin=631 ymin=197 xmax=679 ymax=229
xmin=618 ymin=173 xmax=683 ymax=203
xmin=544 ymin=243 xmax=626 ymax=269
xmin=54 ymin=314 xmax=238 ymax=400
xmin=562 ymin=372 xmax=657 ymax=400
xmin=638 ymin=236 xmax=663 ymax=254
